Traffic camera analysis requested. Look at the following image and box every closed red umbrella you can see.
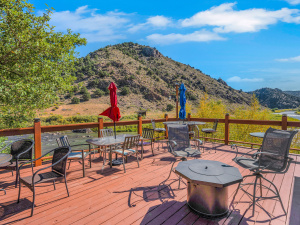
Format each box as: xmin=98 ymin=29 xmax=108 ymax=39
xmin=100 ymin=82 xmax=121 ymax=138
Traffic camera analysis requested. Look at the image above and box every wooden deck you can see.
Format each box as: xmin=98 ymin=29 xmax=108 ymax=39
xmin=0 ymin=142 xmax=299 ymax=225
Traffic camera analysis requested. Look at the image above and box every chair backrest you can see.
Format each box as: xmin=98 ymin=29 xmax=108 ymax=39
xmin=52 ymin=146 xmax=71 ymax=175
xmin=11 ymin=139 xmax=34 ymax=160
xmin=142 ymin=128 xmax=154 ymax=139
xmin=99 ymin=128 xmax=114 ymax=137
xmin=259 ymin=127 xmax=298 ymax=172
xmin=123 ymin=135 xmax=140 ymax=150
xmin=151 ymin=119 xmax=156 ymax=129
xmin=212 ymin=119 xmax=218 ymax=131
xmin=56 ymin=136 xmax=71 ymax=147
xmin=167 ymin=124 xmax=190 ymax=152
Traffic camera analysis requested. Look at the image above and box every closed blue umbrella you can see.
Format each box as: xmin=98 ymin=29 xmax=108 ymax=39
xmin=179 ymin=83 xmax=186 ymax=120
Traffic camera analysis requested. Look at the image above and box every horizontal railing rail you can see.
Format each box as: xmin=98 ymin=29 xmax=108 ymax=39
xmin=0 ymin=113 xmax=299 ymax=166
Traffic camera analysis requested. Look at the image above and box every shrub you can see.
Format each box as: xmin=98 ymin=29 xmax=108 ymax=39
xmin=121 ymin=87 xmax=130 ymax=96
xmin=80 ymin=86 xmax=88 ymax=94
xmin=82 ymin=92 xmax=91 ymax=101
xmin=166 ymin=104 xmax=174 ymax=111
xmin=71 ymin=97 xmax=80 ymax=104
xmin=93 ymin=89 xmax=104 ymax=98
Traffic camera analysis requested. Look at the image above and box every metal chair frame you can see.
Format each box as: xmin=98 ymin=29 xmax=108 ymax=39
xmin=201 ymin=119 xmax=218 ymax=153
xmin=17 ymin=146 xmax=71 ymax=216
xmin=231 ymin=127 xmax=298 ymax=216
xmin=0 ymin=139 xmax=34 ymax=188
xmin=56 ymin=136 xmax=91 ymax=177
xmin=111 ymin=135 xmax=140 ymax=173
xmin=138 ymin=128 xmax=154 ymax=159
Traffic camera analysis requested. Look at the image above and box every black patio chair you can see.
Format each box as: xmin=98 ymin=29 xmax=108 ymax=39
xmin=0 ymin=139 xmax=34 ymax=187
xmin=111 ymin=135 xmax=140 ymax=173
xmin=201 ymin=119 xmax=218 ymax=153
xmin=161 ymin=124 xmax=202 ymax=188
xmin=232 ymin=127 xmax=298 ymax=216
xmin=137 ymin=128 xmax=154 ymax=159
xmin=56 ymin=136 xmax=91 ymax=177
xmin=17 ymin=146 xmax=71 ymax=216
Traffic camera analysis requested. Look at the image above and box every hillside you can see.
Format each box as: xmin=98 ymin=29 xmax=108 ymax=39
xmin=51 ymin=42 xmax=253 ymax=116
xmin=284 ymin=91 xmax=300 ymax=98
xmin=250 ymin=88 xmax=300 ymax=109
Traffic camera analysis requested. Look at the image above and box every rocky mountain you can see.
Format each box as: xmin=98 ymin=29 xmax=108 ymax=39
xmin=249 ymin=88 xmax=300 ymax=109
xmin=284 ymin=91 xmax=300 ymax=98
xmin=64 ymin=42 xmax=252 ymax=111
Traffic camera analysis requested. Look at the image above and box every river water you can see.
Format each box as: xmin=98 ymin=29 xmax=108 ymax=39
xmin=273 ymin=111 xmax=300 ymax=120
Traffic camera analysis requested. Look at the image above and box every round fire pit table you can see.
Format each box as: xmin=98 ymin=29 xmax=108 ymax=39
xmin=175 ymin=159 xmax=242 ymax=217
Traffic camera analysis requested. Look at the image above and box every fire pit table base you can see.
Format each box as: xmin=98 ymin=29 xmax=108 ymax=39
xmin=187 ymin=182 xmax=228 ymax=217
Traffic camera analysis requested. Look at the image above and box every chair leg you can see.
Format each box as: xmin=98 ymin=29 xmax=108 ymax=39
xmin=252 ymin=176 xmax=258 ymax=217
xmin=151 ymin=141 xmax=154 ymax=156
xmin=68 ymin=160 xmax=71 ymax=170
xmin=259 ymin=177 xmax=263 ymax=197
xmin=15 ymin=168 xmax=19 ymax=188
xmin=141 ymin=143 xmax=144 ymax=160
xmin=31 ymin=185 xmax=35 ymax=217
xmin=262 ymin=176 xmax=286 ymax=215
xmin=230 ymin=181 xmax=241 ymax=208
xmin=11 ymin=170 xmax=13 ymax=176
xmin=17 ymin=182 xmax=21 ymax=203
xmin=65 ymin=177 xmax=70 ymax=197
xmin=53 ymin=180 xmax=56 ymax=190
xmin=82 ymin=157 xmax=85 ymax=177
xmin=122 ymin=156 xmax=126 ymax=173
xmin=136 ymin=153 xmax=139 ymax=168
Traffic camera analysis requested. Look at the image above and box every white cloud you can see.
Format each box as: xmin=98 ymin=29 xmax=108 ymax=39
xmin=285 ymin=0 xmax=300 ymax=5
xmin=128 ymin=15 xmax=172 ymax=32
xmin=276 ymin=55 xmax=300 ymax=62
xmin=227 ymin=76 xmax=263 ymax=82
xmin=181 ymin=3 xmax=300 ymax=33
xmin=146 ymin=30 xmax=225 ymax=44
xmin=49 ymin=6 xmax=130 ymax=42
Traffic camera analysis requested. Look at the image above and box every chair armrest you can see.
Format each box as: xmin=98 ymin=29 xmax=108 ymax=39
xmin=252 ymin=152 xmax=281 ymax=157
xmin=70 ymin=144 xmax=91 ymax=152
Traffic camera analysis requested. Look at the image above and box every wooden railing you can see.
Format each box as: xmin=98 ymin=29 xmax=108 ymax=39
xmin=0 ymin=113 xmax=299 ymax=166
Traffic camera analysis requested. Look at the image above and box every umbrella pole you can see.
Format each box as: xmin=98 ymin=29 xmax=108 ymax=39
xmin=114 ymin=122 xmax=116 ymax=139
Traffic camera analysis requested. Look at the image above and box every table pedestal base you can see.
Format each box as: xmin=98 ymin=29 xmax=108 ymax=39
xmin=187 ymin=182 xmax=228 ymax=217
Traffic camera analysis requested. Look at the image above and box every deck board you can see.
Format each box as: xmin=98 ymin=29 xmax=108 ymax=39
xmin=0 ymin=142 xmax=298 ymax=224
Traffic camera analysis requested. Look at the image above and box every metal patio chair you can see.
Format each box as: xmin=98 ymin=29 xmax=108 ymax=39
xmin=56 ymin=136 xmax=91 ymax=177
xmin=111 ymin=135 xmax=140 ymax=173
xmin=137 ymin=128 xmax=154 ymax=159
xmin=161 ymin=124 xmax=202 ymax=188
xmin=17 ymin=146 xmax=71 ymax=216
xmin=232 ymin=127 xmax=298 ymax=216
xmin=0 ymin=139 xmax=34 ymax=187
xmin=201 ymin=119 xmax=218 ymax=153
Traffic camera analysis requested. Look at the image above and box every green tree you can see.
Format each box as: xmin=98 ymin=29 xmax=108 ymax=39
xmin=71 ymin=97 xmax=80 ymax=104
xmin=0 ymin=0 xmax=86 ymax=128
xmin=82 ymin=92 xmax=91 ymax=101
xmin=121 ymin=87 xmax=130 ymax=96
xmin=166 ymin=104 xmax=174 ymax=111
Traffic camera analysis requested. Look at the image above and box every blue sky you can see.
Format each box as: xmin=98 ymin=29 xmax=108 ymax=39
xmin=31 ymin=0 xmax=300 ymax=91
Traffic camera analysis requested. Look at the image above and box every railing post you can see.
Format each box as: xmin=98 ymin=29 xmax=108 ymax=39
xmin=98 ymin=117 xmax=104 ymax=137
xmin=138 ymin=114 xmax=142 ymax=135
xmin=34 ymin=118 xmax=42 ymax=167
xmin=188 ymin=113 xmax=191 ymax=121
xmin=282 ymin=114 xmax=287 ymax=130
xmin=225 ymin=113 xmax=230 ymax=145
xmin=165 ymin=113 xmax=169 ymax=139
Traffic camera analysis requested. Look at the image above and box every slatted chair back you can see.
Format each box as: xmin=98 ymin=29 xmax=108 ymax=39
xmin=99 ymin=128 xmax=114 ymax=137
xmin=52 ymin=146 xmax=71 ymax=175
xmin=167 ymin=124 xmax=190 ymax=152
xmin=11 ymin=139 xmax=34 ymax=160
xmin=56 ymin=136 xmax=71 ymax=147
xmin=259 ymin=127 xmax=298 ymax=172
xmin=212 ymin=119 xmax=219 ymax=131
xmin=122 ymin=135 xmax=140 ymax=151
xmin=142 ymin=128 xmax=154 ymax=139
xmin=151 ymin=120 xmax=156 ymax=129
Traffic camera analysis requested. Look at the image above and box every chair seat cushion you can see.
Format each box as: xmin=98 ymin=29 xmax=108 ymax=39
xmin=154 ymin=128 xmax=166 ymax=132
xmin=68 ymin=152 xmax=89 ymax=159
xmin=112 ymin=149 xmax=136 ymax=155
xmin=233 ymin=157 xmax=259 ymax=170
xmin=173 ymin=148 xmax=201 ymax=158
xmin=201 ymin=128 xmax=216 ymax=133
xmin=20 ymin=171 xmax=63 ymax=185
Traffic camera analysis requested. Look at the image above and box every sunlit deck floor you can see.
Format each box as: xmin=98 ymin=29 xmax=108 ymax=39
xmin=0 ymin=142 xmax=299 ymax=225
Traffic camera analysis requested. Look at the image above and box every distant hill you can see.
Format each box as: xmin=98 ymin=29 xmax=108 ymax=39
xmin=284 ymin=91 xmax=300 ymax=98
xmin=61 ymin=42 xmax=253 ymax=112
xmin=249 ymin=88 xmax=300 ymax=109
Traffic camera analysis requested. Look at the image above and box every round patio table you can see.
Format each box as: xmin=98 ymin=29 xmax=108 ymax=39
xmin=249 ymin=132 xmax=265 ymax=138
xmin=0 ymin=153 xmax=12 ymax=194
